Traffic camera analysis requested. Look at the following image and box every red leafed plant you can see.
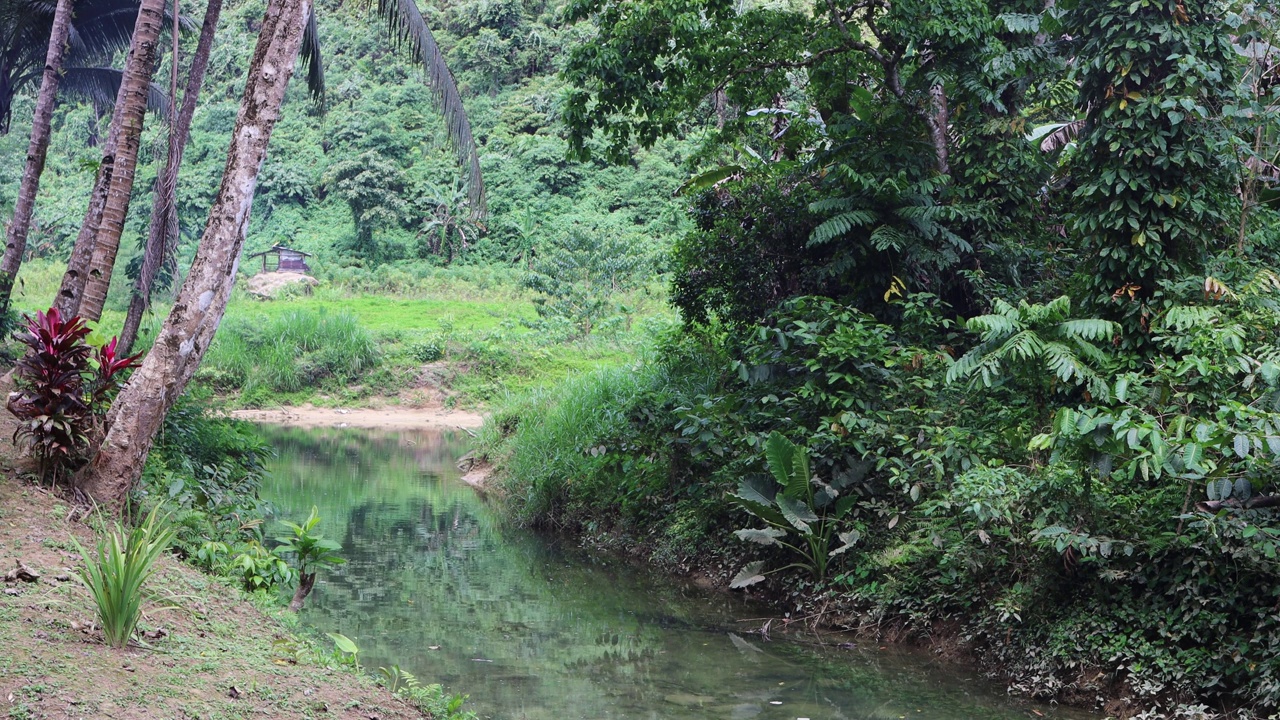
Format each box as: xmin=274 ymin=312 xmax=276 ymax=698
xmin=6 ymin=308 xmax=142 ymax=483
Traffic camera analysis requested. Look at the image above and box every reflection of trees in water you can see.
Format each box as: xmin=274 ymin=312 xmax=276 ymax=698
xmin=257 ymin=426 xmax=1091 ymax=720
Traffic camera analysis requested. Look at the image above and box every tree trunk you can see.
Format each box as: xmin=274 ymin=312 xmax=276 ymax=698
xmin=80 ymin=0 xmax=312 ymax=510
xmin=289 ymin=571 xmax=316 ymax=611
xmin=119 ymin=0 xmax=224 ymax=356
xmin=75 ymin=0 xmax=168 ymax=323
xmin=0 ymin=0 xmax=75 ymax=315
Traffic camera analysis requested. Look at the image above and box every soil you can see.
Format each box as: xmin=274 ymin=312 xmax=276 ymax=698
xmin=0 ymin=387 xmax=431 ymax=718
xmin=228 ymin=403 xmax=484 ymax=431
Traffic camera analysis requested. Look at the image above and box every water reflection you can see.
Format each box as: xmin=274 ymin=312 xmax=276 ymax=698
xmin=256 ymin=425 xmax=1095 ymax=720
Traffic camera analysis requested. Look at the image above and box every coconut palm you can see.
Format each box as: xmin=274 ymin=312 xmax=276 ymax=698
xmin=0 ymin=0 xmax=176 ymax=133
xmin=0 ymin=0 xmax=178 ymax=316
xmin=82 ymin=0 xmax=485 ymax=507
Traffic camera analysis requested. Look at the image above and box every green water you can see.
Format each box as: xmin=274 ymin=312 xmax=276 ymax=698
xmin=256 ymin=425 xmax=1096 ymax=720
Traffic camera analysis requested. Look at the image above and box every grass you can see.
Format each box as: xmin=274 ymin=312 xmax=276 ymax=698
xmin=478 ymin=364 xmax=664 ymax=524
xmin=9 ymin=258 xmax=676 ymax=410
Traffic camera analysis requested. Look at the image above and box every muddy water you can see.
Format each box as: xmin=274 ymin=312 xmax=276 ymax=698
xmin=255 ymin=425 xmax=1096 ymax=720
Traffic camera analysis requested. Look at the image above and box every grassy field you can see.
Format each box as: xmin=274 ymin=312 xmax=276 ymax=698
xmin=10 ymin=259 xmax=674 ymax=409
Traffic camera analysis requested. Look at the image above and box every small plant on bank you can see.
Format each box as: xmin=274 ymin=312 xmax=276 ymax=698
xmin=72 ymin=505 xmax=176 ymax=649
xmin=276 ymin=506 xmax=345 ymax=611
xmin=327 ymin=632 xmax=360 ymax=670
xmin=728 ymin=431 xmax=860 ymax=587
xmin=6 ymin=308 xmax=140 ymax=483
xmin=230 ymin=540 xmax=295 ymax=592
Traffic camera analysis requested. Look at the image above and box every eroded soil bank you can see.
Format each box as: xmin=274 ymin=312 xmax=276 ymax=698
xmin=0 ymin=472 xmax=428 ymax=718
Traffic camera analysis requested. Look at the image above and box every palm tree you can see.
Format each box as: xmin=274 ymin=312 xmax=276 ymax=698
xmin=0 ymin=0 xmax=177 ymax=315
xmin=82 ymin=0 xmax=486 ymax=508
xmin=0 ymin=0 xmax=176 ymax=133
xmin=116 ymin=0 xmax=224 ymax=356
xmin=55 ymin=0 xmax=169 ymax=322
xmin=0 ymin=0 xmax=73 ymax=317
xmin=82 ymin=0 xmax=312 ymax=508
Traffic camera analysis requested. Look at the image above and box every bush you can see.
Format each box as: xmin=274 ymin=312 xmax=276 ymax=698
xmin=7 ymin=308 xmax=140 ymax=482
xmin=199 ymin=308 xmax=380 ymax=395
xmin=73 ymin=506 xmax=176 ymax=649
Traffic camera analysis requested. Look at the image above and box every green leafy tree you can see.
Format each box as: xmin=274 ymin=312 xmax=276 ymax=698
xmin=324 ymin=151 xmax=410 ymax=261
xmin=947 ymin=296 xmax=1119 ymax=401
xmin=1065 ymin=0 xmax=1238 ymax=338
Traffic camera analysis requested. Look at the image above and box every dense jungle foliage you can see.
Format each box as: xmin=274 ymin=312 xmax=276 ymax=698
xmin=8 ymin=0 xmax=1280 ymax=715
xmin=473 ymin=0 xmax=1280 ymax=717
xmin=0 ymin=0 xmax=686 ymax=305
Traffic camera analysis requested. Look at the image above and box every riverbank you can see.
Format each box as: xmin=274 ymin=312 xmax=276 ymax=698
xmin=230 ymin=403 xmax=485 ymax=430
xmin=0 ymin=477 xmax=434 ymax=719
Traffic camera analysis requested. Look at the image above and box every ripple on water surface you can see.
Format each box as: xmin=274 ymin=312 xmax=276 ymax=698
xmin=255 ymin=425 xmax=1097 ymax=720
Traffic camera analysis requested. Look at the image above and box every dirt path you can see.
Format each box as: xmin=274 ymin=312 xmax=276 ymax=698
xmin=229 ymin=403 xmax=484 ymax=431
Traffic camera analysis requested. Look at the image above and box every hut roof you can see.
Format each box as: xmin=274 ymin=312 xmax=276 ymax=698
xmin=248 ymin=243 xmax=312 ymax=259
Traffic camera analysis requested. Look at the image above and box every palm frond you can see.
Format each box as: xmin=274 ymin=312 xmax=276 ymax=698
xmin=298 ymin=6 xmax=325 ymax=108
xmin=59 ymin=67 xmax=171 ymax=122
xmin=369 ymin=0 xmax=485 ymax=219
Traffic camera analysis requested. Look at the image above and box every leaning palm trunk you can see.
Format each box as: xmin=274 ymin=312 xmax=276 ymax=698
xmin=54 ymin=0 xmax=167 ymax=321
xmin=0 ymin=0 xmax=74 ymax=315
xmin=81 ymin=0 xmax=311 ymax=509
xmin=118 ymin=0 xmax=224 ymax=356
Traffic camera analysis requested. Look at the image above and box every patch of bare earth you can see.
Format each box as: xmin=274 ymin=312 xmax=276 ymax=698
xmin=228 ymin=403 xmax=482 ymax=431
xmin=0 ymin=473 xmax=427 ymax=719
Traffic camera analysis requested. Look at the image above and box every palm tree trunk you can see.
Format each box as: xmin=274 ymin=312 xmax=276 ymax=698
xmin=0 ymin=0 xmax=74 ymax=315
xmin=80 ymin=0 xmax=311 ymax=510
xmin=119 ymin=0 xmax=224 ymax=356
xmin=55 ymin=0 xmax=167 ymax=321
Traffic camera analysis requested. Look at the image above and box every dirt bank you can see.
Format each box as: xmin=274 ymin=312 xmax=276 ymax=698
xmin=0 ymin=478 xmax=429 ymax=719
xmin=230 ymin=403 xmax=484 ymax=431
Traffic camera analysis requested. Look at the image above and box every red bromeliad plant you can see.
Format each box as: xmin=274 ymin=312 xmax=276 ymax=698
xmin=6 ymin=308 xmax=141 ymax=482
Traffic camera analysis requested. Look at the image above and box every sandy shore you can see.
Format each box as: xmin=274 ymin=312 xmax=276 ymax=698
xmin=229 ymin=403 xmax=485 ymax=430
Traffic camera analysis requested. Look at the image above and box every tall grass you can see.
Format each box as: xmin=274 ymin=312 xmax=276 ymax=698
xmin=200 ymin=309 xmax=380 ymax=396
xmin=480 ymin=364 xmax=663 ymax=524
xmin=73 ymin=505 xmax=176 ymax=649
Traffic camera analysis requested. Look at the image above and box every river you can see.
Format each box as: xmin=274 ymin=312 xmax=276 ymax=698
xmin=255 ymin=425 xmax=1096 ymax=720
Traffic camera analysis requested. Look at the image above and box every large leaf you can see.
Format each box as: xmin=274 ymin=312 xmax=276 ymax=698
xmin=730 ymin=561 xmax=767 ymax=589
xmin=776 ymin=495 xmax=818 ymax=534
xmin=763 ymin=432 xmax=795 ymax=487
xmin=734 ymin=528 xmax=786 ymax=546
xmin=674 ymin=165 xmax=742 ymax=195
xmin=829 ymin=530 xmax=861 ymax=557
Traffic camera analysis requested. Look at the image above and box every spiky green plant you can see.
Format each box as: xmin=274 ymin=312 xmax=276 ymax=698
xmin=946 ymin=296 xmax=1119 ymax=400
xmin=72 ymin=505 xmax=176 ymax=648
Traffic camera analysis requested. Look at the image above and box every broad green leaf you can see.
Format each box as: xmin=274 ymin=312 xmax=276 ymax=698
xmin=1234 ymin=434 xmax=1251 ymax=459
xmin=328 ymin=633 xmax=359 ymax=655
xmin=764 ymin=432 xmax=795 ymax=487
xmin=730 ymin=561 xmax=767 ymax=589
xmin=776 ymin=495 xmax=818 ymax=533
xmin=734 ymin=528 xmax=786 ymax=546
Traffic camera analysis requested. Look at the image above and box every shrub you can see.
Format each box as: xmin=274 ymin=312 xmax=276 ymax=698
xmin=7 ymin=308 xmax=140 ymax=482
xmin=73 ymin=505 xmax=176 ymax=649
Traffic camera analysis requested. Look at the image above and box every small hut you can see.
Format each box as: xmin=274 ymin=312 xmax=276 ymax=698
xmin=249 ymin=244 xmax=312 ymax=274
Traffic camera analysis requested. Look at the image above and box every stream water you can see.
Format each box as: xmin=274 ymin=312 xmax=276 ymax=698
xmin=255 ymin=425 xmax=1097 ymax=720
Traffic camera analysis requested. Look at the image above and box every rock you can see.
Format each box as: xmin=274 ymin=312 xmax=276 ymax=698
xmin=4 ymin=560 xmax=39 ymax=583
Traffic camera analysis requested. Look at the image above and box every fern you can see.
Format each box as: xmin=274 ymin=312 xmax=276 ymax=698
xmin=949 ymin=295 xmax=1116 ymax=397
xmin=809 ymin=210 xmax=878 ymax=245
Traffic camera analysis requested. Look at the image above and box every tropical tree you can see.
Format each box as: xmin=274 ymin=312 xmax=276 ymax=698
xmin=0 ymin=0 xmax=176 ymax=315
xmin=117 ymin=0 xmax=223 ymax=356
xmin=53 ymin=0 xmax=170 ymax=321
xmin=0 ymin=0 xmax=73 ymax=317
xmin=0 ymin=0 xmax=173 ymax=133
xmin=82 ymin=0 xmax=486 ymax=508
